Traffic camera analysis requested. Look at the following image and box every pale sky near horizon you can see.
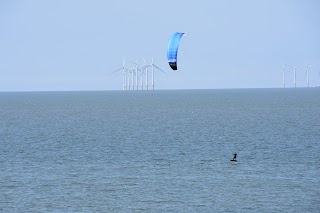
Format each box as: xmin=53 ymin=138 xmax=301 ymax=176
xmin=1 ymin=0 xmax=320 ymax=91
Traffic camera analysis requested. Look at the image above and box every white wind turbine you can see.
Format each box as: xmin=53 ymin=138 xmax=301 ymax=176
xmin=127 ymin=66 xmax=136 ymax=91
xmin=131 ymin=60 xmax=140 ymax=90
xmin=123 ymin=59 xmax=141 ymax=91
xmin=135 ymin=60 xmax=139 ymax=90
xmin=129 ymin=60 xmax=144 ymax=91
xmin=140 ymin=62 xmax=144 ymax=90
xmin=141 ymin=57 xmax=149 ymax=90
xmin=131 ymin=58 xmax=149 ymax=90
xmin=285 ymin=64 xmax=299 ymax=88
xmin=140 ymin=54 xmax=165 ymax=91
xmin=282 ymin=64 xmax=285 ymax=88
xmin=150 ymin=56 xmax=166 ymax=91
xmin=305 ymin=64 xmax=318 ymax=87
xmin=131 ymin=65 xmax=134 ymax=90
xmin=293 ymin=65 xmax=298 ymax=88
xmin=109 ymin=56 xmax=129 ymax=91
xmin=127 ymin=68 xmax=132 ymax=90
xmin=281 ymin=64 xmax=293 ymax=88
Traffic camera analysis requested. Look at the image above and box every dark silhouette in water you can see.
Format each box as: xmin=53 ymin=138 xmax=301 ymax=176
xmin=231 ymin=152 xmax=237 ymax=162
xmin=233 ymin=152 xmax=237 ymax=160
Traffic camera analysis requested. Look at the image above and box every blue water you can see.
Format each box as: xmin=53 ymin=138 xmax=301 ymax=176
xmin=1 ymin=89 xmax=320 ymax=212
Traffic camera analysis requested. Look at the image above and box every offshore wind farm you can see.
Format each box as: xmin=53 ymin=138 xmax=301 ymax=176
xmin=111 ymin=59 xmax=320 ymax=91
xmin=110 ymin=55 xmax=165 ymax=91
xmin=281 ymin=63 xmax=320 ymax=88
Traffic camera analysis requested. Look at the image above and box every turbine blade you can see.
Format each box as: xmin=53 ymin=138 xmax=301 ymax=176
xmin=129 ymin=60 xmax=138 ymax=66
xmin=141 ymin=57 xmax=147 ymax=65
xmin=138 ymin=71 xmax=144 ymax=78
xmin=107 ymin=68 xmax=123 ymax=76
xmin=305 ymin=69 xmax=307 ymax=79
xmin=141 ymin=64 xmax=150 ymax=70
xmin=154 ymin=65 xmax=166 ymax=74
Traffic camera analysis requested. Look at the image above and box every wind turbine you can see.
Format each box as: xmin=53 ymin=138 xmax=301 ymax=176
xmin=305 ymin=64 xmax=318 ymax=87
xmin=145 ymin=60 xmax=149 ymax=91
xmin=109 ymin=56 xmax=129 ymax=91
xmin=123 ymin=59 xmax=142 ymax=91
xmin=135 ymin=60 xmax=139 ymax=90
xmin=293 ymin=65 xmax=298 ymax=88
xmin=132 ymin=61 xmax=140 ymax=90
xmin=285 ymin=64 xmax=299 ymax=88
xmin=131 ymin=65 xmax=134 ymax=90
xmin=127 ymin=66 xmax=136 ymax=91
xmin=282 ymin=64 xmax=285 ymax=88
xmin=282 ymin=64 xmax=293 ymax=88
xmin=150 ymin=55 xmax=165 ymax=91
xmin=142 ymin=54 xmax=166 ymax=91
xmin=136 ymin=60 xmax=145 ymax=90
xmin=129 ymin=60 xmax=143 ymax=91
xmin=139 ymin=57 xmax=150 ymax=90
xmin=140 ymin=62 xmax=144 ymax=90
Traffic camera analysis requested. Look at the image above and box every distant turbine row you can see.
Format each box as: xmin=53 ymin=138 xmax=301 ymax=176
xmin=110 ymin=56 xmax=165 ymax=91
xmin=281 ymin=63 xmax=320 ymax=88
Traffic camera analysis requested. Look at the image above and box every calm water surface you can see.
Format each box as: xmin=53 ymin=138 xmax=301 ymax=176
xmin=0 ymin=89 xmax=320 ymax=212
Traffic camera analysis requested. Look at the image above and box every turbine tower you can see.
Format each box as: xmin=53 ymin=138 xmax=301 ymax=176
xmin=282 ymin=64 xmax=285 ymax=88
xmin=293 ymin=66 xmax=298 ymax=88
xmin=137 ymin=59 xmax=150 ymax=90
xmin=140 ymin=66 xmax=144 ymax=90
xmin=129 ymin=60 xmax=144 ymax=91
xmin=152 ymin=56 xmax=154 ymax=91
xmin=122 ymin=71 xmax=125 ymax=91
xmin=136 ymin=60 xmax=139 ymax=90
xmin=128 ymin=69 xmax=131 ymax=90
xmin=284 ymin=64 xmax=298 ymax=88
xmin=305 ymin=64 xmax=318 ymax=87
xmin=140 ymin=55 xmax=165 ymax=91
xmin=150 ymin=56 xmax=165 ymax=91
xmin=144 ymin=59 xmax=149 ymax=90
xmin=125 ymin=62 xmax=140 ymax=91
xmin=109 ymin=56 xmax=129 ymax=91
xmin=132 ymin=67 xmax=134 ymax=90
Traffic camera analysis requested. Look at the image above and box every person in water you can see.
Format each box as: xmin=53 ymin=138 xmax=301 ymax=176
xmin=233 ymin=152 xmax=237 ymax=160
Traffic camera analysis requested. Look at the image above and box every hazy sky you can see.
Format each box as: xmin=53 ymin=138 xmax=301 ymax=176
xmin=1 ymin=0 xmax=320 ymax=91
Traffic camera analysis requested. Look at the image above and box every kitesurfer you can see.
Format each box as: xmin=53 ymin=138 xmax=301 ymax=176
xmin=233 ymin=152 xmax=237 ymax=161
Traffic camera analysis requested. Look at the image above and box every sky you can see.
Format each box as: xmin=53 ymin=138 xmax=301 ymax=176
xmin=0 ymin=0 xmax=320 ymax=91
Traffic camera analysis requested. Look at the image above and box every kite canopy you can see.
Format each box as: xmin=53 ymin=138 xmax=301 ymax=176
xmin=167 ymin=32 xmax=185 ymax=70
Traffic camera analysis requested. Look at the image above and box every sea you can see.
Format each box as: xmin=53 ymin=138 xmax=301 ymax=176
xmin=0 ymin=88 xmax=319 ymax=212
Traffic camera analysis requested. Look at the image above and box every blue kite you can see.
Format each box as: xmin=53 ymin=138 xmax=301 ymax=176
xmin=167 ymin=32 xmax=185 ymax=70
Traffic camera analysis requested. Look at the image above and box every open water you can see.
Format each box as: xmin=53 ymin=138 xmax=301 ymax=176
xmin=0 ymin=89 xmax=320 ymax=212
